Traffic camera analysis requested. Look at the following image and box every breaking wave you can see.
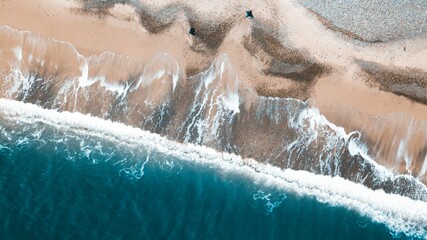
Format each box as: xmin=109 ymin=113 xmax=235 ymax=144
xmin=0 ymin=99 xmax=426 ymax=238
xmin=1 ymin=25 xmax=427 ymax=201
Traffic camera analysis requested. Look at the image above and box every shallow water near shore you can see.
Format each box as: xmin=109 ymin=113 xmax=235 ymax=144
xmin=0 ymin=126 xmax=403 ymax=239
xmin=1 ymin=0 xmax=427 ymax=238
xmin=0 ymin=101 xmax=425 ymax=240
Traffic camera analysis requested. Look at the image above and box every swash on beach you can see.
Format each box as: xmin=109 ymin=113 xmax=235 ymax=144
xmin=1 ymin=0 xmax=427 ymax=239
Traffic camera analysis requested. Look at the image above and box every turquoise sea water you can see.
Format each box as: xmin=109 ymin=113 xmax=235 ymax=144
xmin=0 ymin=112 xmax=422 ymax=240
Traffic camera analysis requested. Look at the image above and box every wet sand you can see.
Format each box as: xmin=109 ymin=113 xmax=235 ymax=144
xmin=1 ymin=0 xmax=427 ymax=183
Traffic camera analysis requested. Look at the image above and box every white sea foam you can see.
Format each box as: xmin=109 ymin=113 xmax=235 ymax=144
xmin=12 ymin=47 xmax=22 ymax=62
xmin=131 ymin=53 xmax=180 ymax=92
xmin=0 ymin=99 xmax=426 ymax=238
xmin=181 ymin=54 xmax=239 ymax=144
xmin=420 ymin=155 xmax=427 ymax=180
xmin=253 ymin=190 xmax=287 ymax=215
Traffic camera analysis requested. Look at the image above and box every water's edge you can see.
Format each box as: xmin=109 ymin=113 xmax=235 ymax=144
xmin=0 ymin=99 xmax=426 ymax=238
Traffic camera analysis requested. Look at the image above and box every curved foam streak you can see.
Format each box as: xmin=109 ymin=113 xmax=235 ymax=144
xmin=0 ymin=98 xmax=425 ymax=238
xmin=420 ymin=155 xmax=427 ymax=180
xmin=0 ymin=24 xmax=426 ymax=198
xmin=130 ymin=53 xmax=179 ymax=92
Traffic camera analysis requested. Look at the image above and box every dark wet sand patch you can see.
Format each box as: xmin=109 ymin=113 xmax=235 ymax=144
xmin=244 ymin=20 xmax=327 ymax=80
xmin=255 ymin=82 xmax=311 ymax=100
xmin=245 ymin=20 xmax=312 ymax=65
xmin=270 ymin=63 xmax=328 ymax=82
xmin=78 ymin=1 xmax=239 ymax=51
xmin=358 ymin=60 xmax=427 ymax=104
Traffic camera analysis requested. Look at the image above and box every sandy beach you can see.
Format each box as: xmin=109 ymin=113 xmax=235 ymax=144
xmin=1 ymin=0 xmax=427 ymax=183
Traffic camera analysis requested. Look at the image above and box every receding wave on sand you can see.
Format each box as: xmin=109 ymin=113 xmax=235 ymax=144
xmin=1 ymin=0 xmax=427 ymax=219
xmin=1 ymin=23 xmax=427 ymax=201
xmin=0 ymin=98 xmax=426 ymax=238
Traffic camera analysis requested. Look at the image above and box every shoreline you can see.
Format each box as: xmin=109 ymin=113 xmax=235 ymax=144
xmin=1 ymin=98 xmax=426 ymax=238
xmin=1 ymin=0 xmax=427 ymax=183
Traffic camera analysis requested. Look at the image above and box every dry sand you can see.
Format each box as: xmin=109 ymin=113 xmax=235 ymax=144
xmin=1 ymin=0 xmax=427 ymax=182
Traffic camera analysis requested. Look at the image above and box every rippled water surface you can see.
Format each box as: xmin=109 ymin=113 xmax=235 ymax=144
xmin=0 ymin=107 xmax=422 ymax=240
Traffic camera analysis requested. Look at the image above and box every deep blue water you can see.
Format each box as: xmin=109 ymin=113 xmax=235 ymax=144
xmin=0 ymin=120 xmax=420 ymax=239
